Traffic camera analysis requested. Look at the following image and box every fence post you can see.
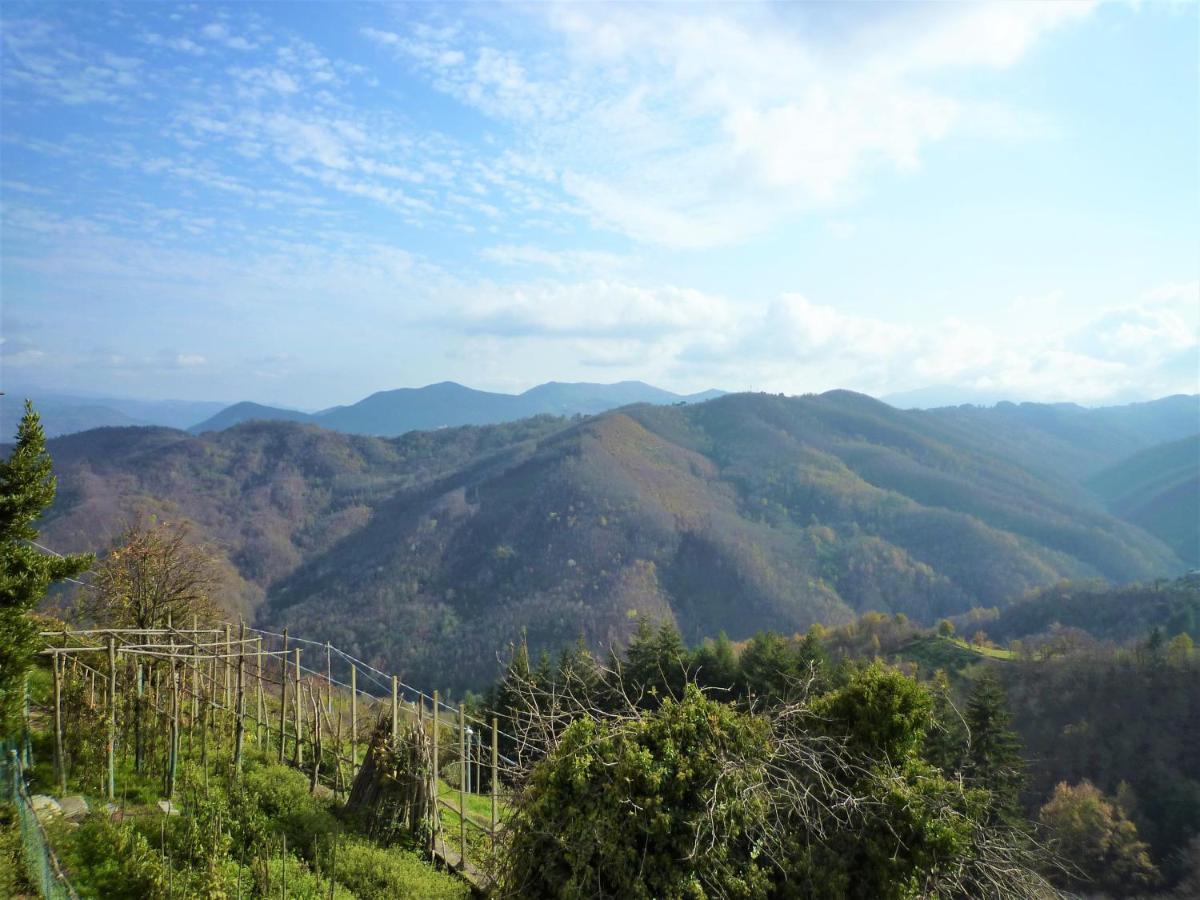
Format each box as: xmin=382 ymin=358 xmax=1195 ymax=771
xmin=52 ymin=651 xmax=64 ymax=795
xmin=256 ymin=638 xmax=265 ymax=747
xmin=430 ymin=691 xmax=439 ymax=853
xmin=459 ymin=704 xmax=467 ymax=868
xmin=391 ymin=676 xmax=399 ymax=744
xmin=234 ymin=623 xmax=246 ymax=773
xmin=293 ymin=648 xmax=303 ymax=767
xmin=491 ymin=716 xmax=498 ymax=851
xmin=325 ymin=642 xmax=333 ymax=716
xmin=278 ymin=629 xmax=288 ymax=764
xmin=107 ymin=635 xmax=116 ymax=801
xmin=350 ymin=665 xmax=357 ymax=778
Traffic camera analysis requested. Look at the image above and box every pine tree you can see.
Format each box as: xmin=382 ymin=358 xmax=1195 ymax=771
xmin=964 ymin=670 xmax=1024 ymax=820
xmin=0 ymin=401 xmax=92 ymax=734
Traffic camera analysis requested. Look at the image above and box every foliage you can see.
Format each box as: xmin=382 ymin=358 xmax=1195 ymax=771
xmin=333 ymin=836 xmax=470 ymax=900
xmin=36 ymin=391 xmax=1187 ymax=694
xmin=502 ymin=684 xmax=773 ymax=898
xmin=0 ymin=400 xmax=92 ymax=734
xmin=1038 ymin=780 xmax=1160 ymax=895
xmin=962 ymin=671 xmax=1024 ymax=819
xmin=55 ymin=814 xmax=168 ymax=899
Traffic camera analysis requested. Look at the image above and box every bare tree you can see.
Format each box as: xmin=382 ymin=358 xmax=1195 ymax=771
xmin=80 ymin=521 xmax=220 ymax=629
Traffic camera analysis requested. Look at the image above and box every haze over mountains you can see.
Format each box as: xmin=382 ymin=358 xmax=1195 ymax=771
xmin=0 ymin=381 xmax=722 ymax=438
xmin=31 ymin=389 xmax=1199 ymax=692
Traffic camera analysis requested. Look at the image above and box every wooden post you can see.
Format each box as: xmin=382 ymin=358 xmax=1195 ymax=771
xmin=234 ymin=623 xmax=247 ymax=773
xmin=293 ymin=648 xmax=303 ymax=767
xmin=191 ymin=616 xmax=199 ymax=727
xmin=459 ymin=703 xmax=467 ymax=867
xmin=224 ymin=623 xmax=232 ymax=734
xmin=350 ymin=665 xmax=357 ymax=778
xmin=391 ymin=676 xmax=399 ymax=744
xmin=167 ymin=656 xmax=180 ymax=798
xmin=52 ymin=652 xmax=64 ymax=795
xmin=325 ymin=642 xmax=333 ymax=716
xmin=491 ymin=716 xmax=499 ymax=851
xmin=256 ymin=638 xmax=265 ymax=746
xmin=430 ymin=691 xmax=439 ymax=852
xmin=278 ymin=629 xmax=288 ymax=763
xmin=107 ymin=636 xmax=117 ymax=801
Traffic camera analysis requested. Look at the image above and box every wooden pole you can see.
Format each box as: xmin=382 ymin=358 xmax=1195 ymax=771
xmin=234 ymin=623 xmax=247 ymax=773
xmin=293 ymin=648 xmax=304 ymax=767
xmin=167 ymin=656 xmax=180 ymax=798
xmin=224 ymin=623 xmax=232 ymax=735
xmin=278 ymin=629 xmax=288 ymax=764
xmin=52 ymin=652 xmax=64 ymax=795
xmin=350 ymin=665 xmax=357 ymax=778
xmin=325 ymin=642 xmax=332 ymax=716
xmin=256 ymin=638 xmax=265 ymax=747
xmin=191 ymin=616 xmax=199 ymax=727
xmin=391 ymin=676 xmax=399 ymax=744
xmin=459 ymin=703 xmax=467 ymax=867
xmin=430 ymin=690 xmax=439 ymax=852
xmin=491 ymin=716 xmax=499 ymax=852
xmin=107 ymin=635 xmax=117 ymax=801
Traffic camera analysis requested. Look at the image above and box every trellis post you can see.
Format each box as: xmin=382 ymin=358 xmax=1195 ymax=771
xmin=491 ymin=716 xmax=498 ymax=851
xmin=107 ymin=635 xmax=116 ymax=801
xmin=430 ymin=690 xmax=439 ymax=852
xmin=278 ymin=628 xmax=288 ymax=763
xmin=52 ymin=651 xmax=65 ymax=795
xmin=234 ymin=622 xmax=246 ymax=773
xmin=459 ymin=703 xmax=467 ymax=867
xmin=350 ymin=665 xmax=358 ymax=778
xmin=391 ymin=676 xmax=399 ymax=743
xmin=293 ymin=648 xmax=304 ymax=767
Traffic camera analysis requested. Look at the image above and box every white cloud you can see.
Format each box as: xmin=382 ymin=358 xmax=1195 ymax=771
xmin=373 ymin=2 xmax=1097 ymax=248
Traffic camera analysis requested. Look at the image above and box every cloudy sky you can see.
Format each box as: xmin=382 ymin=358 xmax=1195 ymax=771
xmin=1 ymin=1 xmax=1196 ymax=408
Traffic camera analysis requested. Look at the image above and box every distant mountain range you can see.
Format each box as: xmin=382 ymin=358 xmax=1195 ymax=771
xmin=33 ymin=390 xmax=1198 ymax=692
xmin=189 ymin=381 xmax=725 ymax=436
xmin=1 ymin=381 xmax=722 ymax=439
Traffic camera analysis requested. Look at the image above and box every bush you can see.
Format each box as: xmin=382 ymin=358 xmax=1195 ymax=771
xmin=501 ymin=683 xmax=772 ymax=899
xmin=57 ymin=814 xmax=167 ymax=900
xmin=242 ymin=762 xmax=338 ymax=860
xmin=334 ymin=836 xmax=470 ymax=900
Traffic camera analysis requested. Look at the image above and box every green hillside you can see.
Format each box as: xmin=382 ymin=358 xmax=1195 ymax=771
xmin=1087 ymin=435 xmax=1200 ymax=566
xmin=36 ymin=392 xmax=1186 ymax=693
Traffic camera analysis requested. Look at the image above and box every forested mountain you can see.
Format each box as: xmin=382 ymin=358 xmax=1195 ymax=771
xmin=33 ymin=391 xmax=1188 ymax=692
xmin=917 ymin=394 xmax=1199 ymax=484
xmin=189 ymin=380 xmax=724 ymax=436
xmin=1087 ymin=435 xmax=1200 ymax=566
xmin=0 ymin=390 xmax=227 ymax=437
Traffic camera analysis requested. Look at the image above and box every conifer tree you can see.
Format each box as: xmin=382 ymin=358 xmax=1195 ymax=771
xmin=0 ymin=401 xmax=92 ymax=734
xmin=964 ymin=670 xmax=1024 ymax=819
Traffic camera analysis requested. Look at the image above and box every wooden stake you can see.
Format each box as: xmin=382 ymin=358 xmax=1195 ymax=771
xmin=167 ymin=656 xmax=180 ymax=798
xmin=350 ymin=665 xmax=357 ymax=778
xmin=491 ymin=716 xmax=499 ymax=851
xmin=430 ymin=690 xmax=440 ymax=853
xmin=278 ymin=629 xmax=288 ymax=764
xmin=106 ymin=636 xmax=117 ymax=801
xmin=325 ymin=642 xmax=332 ymax=716
xmin=459 ymin=703 xmax=467 ymax=867
xmin=234 ymin=622 xmax=246 ymax=773
xmin=391 ymin=676 xmax=399 ymax=744
xmin=52 ymin=652 xmax=64 ymax=795
xmin=224 ymin=623 xmax=232 ymax=734
xmin=256 ymin=638 xmax=265 ymax=747
xmin=293 ymin=648 xmax=303 ymax=767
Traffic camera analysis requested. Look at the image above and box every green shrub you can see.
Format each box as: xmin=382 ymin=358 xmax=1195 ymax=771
xmin=58 ymin=814 xmax=167 ymax=900
xmin=242 ymin=762 xmax=337 ymax=860
xmin=334 ymin=836 xmax=470 ymax=900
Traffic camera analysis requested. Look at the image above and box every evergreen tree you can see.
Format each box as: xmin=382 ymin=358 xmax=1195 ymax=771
xmin=693 ymin=631 xmax=738 ymax=694
xmin=0 ymin=401 xmax=92 ymax=735
xmin=623 ymin=620 xmax=690 ymax=705
xmin=964 ymin=671 xmax=1024 ymax=819
xmin=738 ymin=631 xmax=801 ymax=702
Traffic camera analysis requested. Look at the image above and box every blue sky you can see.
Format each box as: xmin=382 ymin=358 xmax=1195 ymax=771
xmin=1 ymin=0 xmax=1196 ymax=408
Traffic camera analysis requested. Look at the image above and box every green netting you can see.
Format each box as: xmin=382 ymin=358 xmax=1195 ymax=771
xmin=1 ymin=741 xmax=78 ymax=900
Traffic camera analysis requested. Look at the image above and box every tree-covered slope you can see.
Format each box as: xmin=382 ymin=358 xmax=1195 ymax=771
xmin=1087 ymin=435 xmax=1200 ymax=566
xmin=35 ymin=393 xmax=1186 ymax=692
